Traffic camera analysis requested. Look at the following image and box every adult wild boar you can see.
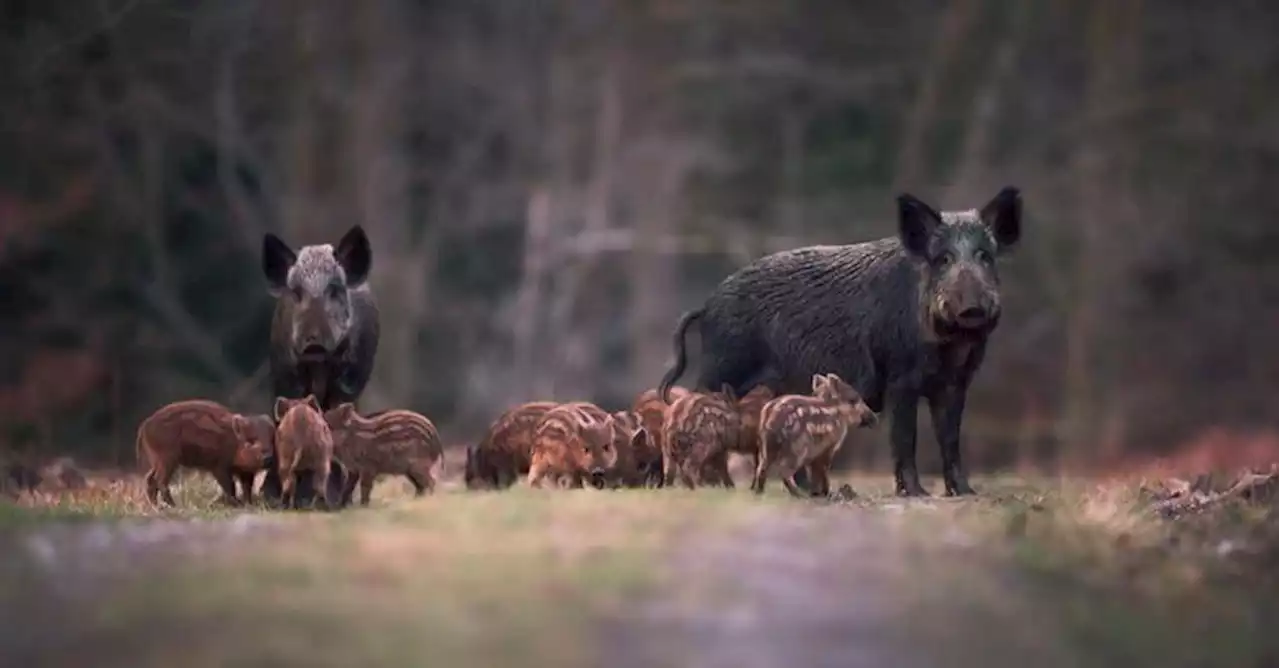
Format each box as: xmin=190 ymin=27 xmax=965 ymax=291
xmin=259 ymin=225 xmax=381 ymax=507
xmin=658 ymin=188 xmax=1022 ymax=497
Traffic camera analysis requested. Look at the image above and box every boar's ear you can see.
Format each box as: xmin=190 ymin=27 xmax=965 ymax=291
xmin=272 ymin=397 xmax=290 ymax=422
xmin=631 ymin=428 xmax=648 ymax=450
xmin=229 ymin=415 xmax=248 ymax=441
xmin=303 ymin=394 xmax=321 ymax=413
xmin=719 ymin=383 xmax=737 ymax=403
xmin=980 ymin=186 xmax=1022 ymax=253
xmin=811 ymin=374 xmax=828 ymax=395
xmin=335 ymin=225 xmax=372 ymax=288
xmin=262 ymin=233 xmax=297 ymax=296
xmin=897 ymin=193 xmax=943 ymax=257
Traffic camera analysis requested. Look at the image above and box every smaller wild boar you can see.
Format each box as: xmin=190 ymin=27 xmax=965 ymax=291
xmin=2 ymin=459 xmax=41 ymax=499
xmin=661 ymin=386 xmax=741 ymax=489
xmin=729 ymin=384 xmax=775 ymax=471
xmin=463 ymin=443 xmax=497 ymax=491
xmin=611 ymin=410 xmax=660 ymax=487
xmin=752 ymin=373 xmax=878 ymax=497
xmin=631 ymin=386 xmax=690 ymax=487
xmin=135 ymin=399 xmax=276 ymax=507
xmin=324 ymin=403 xmax=444 ymax=506
xmin=526 ymin=402 xmax=615 ymax=489
xmin=473 ymin=401 xmax=559 ymax=489
xmin=273 ymin=395 xmax=338 ymax=510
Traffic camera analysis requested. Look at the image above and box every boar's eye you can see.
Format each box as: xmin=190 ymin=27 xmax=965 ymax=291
xmin=975 ymin=248 xmax=993 ymax=265
xmin=326 ymin=280 xmax=344 ymax=299
xmin=290 ymin=284 xmax=304 ymax=301
xmin=582 ymin=445 xmax=591 ymax=454
xmin=935 ymin=252 xmax=954 ymax=269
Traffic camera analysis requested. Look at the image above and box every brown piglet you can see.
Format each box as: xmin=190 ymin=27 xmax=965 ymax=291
xmin=661 ymin=386 xmax=741 ymax=489
xmin=470 ymin=401 xmax=559 ymax=490
xmin=630 ymin=386 xmax=690 ymax=487
xmin=610 ymin=410 xmax=659 ymax=488
xmin=324 ymin=403 xmax=443 ymax=506
xmin=273 ymin=395 xmax=339 ymax=510
xmin=135 ymin=399 xmax=275 ymax=507
xmin=752 ymin=373 xmax=877 ymax=497
xmin=526 ymin=403 xmax=613 ymax=489
xmin=728 ymin=385 xmax=775 ymax=474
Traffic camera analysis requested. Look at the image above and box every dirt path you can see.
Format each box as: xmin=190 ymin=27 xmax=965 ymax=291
xmin=602 ymin=500 xmax=1079 ymax=668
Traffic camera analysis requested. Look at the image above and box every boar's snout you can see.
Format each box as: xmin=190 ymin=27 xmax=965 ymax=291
xmin=588 ymin=468 xmax=607 ymax=489
xmin=860 ymin=411 xmax=879 ymax=428
xmin=951 ymin=304 xmax=993 ymax=329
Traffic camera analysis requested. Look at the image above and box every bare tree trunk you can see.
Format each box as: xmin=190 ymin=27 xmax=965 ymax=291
xmin=946 ymin=1 xmax=1031 ymax=201
xmin=1065 ymin=0 xmax=1143 ymax=461
xmin=545 ymin=46 xmax=624 ymax=399
xmin=350 ymin=0 xmax=416 ymax=410
xmin=281 ymin=1 xmax=321 ymax=240
xmin=627 ymin=139 xmax=694 ymax=394
xmin=891 ymin=0 xmax=978 ymax=192
xmin=512 ymin=188 xmax=554 ymax=401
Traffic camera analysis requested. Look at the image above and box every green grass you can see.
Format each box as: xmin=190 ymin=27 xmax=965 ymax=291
xmin=1 ymin=479 xmax=779 ymax=667
xmin=0 ymin=472 xmax=1273 ymax=668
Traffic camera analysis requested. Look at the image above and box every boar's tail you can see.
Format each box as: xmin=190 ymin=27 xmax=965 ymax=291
xmin=134 ymin=430 xmax=148 ymax=472
xmin=659 ymin=308 xmax=704 ymax=404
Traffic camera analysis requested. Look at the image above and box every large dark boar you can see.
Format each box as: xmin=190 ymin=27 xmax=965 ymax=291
xmin=259 ymin=225 xmax=381 ymax=508
xmin=658 ymin=188 xmax=1022 ymax=497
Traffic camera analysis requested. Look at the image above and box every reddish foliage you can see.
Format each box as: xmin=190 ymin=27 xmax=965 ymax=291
xmin=1103 ymin=428 xmax=1279 ymax=481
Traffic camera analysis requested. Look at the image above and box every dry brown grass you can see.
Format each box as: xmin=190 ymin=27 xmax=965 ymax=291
xmin=0 ymin=463 xmax=1272 ymax=668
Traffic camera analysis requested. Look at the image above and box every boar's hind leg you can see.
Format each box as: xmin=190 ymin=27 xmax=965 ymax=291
xmin=358 ymin=474 xmax=376 ymax=506
xmin=780 ymin=470 xmax=807 ymax=499
xmin=806 ymin=450 xmax=834 ymax=498
xmin=147 ymin=465 xmax=178 ymax=507
xmin=406 ymin=465 xmax=433 ymax=496
xmin=326 ymin=463 xmax=348 ymax=508
xmin=341 ymin=473 xmax=359 ymax=506
xmin=928 ymin=388 xmax=976 ymax=497
xmin=750 ymin=456 xmax=770 ymax=495
xmin=144 ymin=467 xmax=163 ymax=506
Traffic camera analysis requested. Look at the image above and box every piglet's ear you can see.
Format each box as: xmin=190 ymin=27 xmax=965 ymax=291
xmin=303 ymin=394 xmax=321 ymax=413
xmin=897 ymin=193 xmax=943 ymax=257
xmin=719 ymin=383 xmax=738 ymax=403
xmin=272 ymin=397 xmax=290 ymax=423
xmin=811 ymin=374 xmax=828 ymax=395
xmin=631 ymin=428 xmax=648 ymax=450
xmin=229 ymin=415 xmax=248 ymax=440
xmin=980 ymin=186 xmax=1022 ymax=253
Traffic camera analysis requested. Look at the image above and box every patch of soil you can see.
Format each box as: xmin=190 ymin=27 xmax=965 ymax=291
xmin=599 ymin=504 xmax=1001 ymax=668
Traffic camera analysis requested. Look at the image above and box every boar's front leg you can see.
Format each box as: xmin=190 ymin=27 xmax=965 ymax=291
xmin=212 ymin=468 xmax=241 ymax=506
xmin=889 ymin=389 xmax=930 ymax=497
xmin=235 ymin=471 xmax=257 ymax=504
xmin=928 ymin=387 xmax=976 ymax=497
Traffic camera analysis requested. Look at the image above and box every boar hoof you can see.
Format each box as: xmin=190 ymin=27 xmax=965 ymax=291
xmin=896 ymin=477 xmax=931 ymax=498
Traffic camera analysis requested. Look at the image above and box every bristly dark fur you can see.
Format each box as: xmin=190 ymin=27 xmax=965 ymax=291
xmin=259 ymin=225 xmax=381 ymax=508
xmin=658 ymin=188 xmax=1022 ymax=497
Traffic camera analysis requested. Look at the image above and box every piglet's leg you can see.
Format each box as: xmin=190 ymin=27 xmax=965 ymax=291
xmin=212 ymin=469 xmax=241 ymax=506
